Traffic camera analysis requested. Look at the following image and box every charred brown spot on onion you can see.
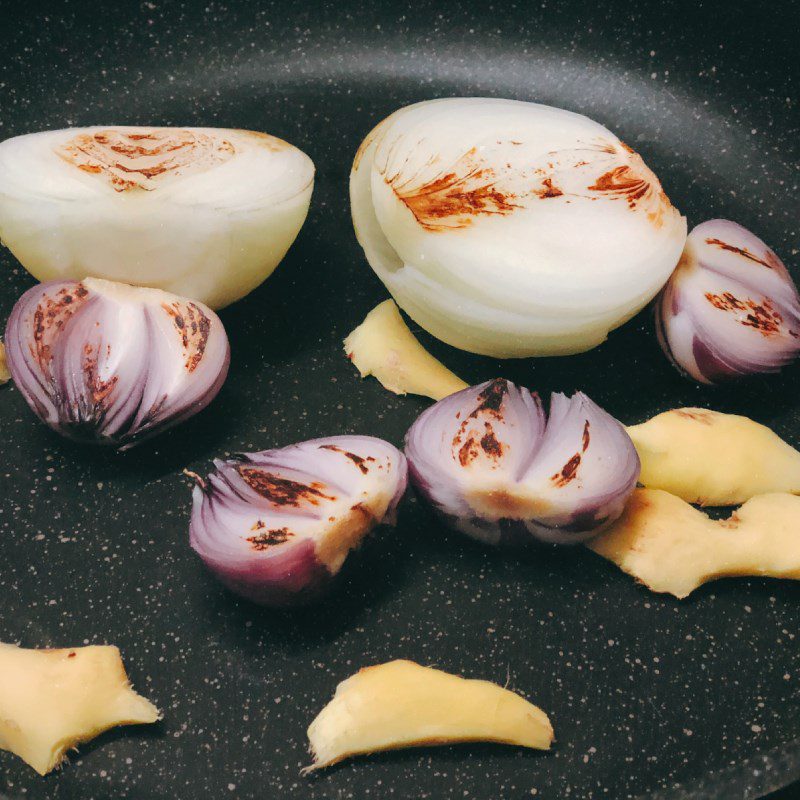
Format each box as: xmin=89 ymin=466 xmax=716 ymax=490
xmin=162 ymin=301 xmax=212 ymax=371
xmin=474 ymin=378 xmax=508 ymax=416
xmin=236 ymin=468 xmax=336 ymax=506
xmin=318 ymin=444 xmax=376 ymax=474
xmin=535 ymin=178 xmax=563 ymax=199
xmin=247 ymin=527 xmax=294 ymax=550
xmin=55 ymin=128 xmax=236 ymax=192
xmin=551 ymin=453 xmax=581 ymax=488
xmin=480 ymin=428 xmax=504 ymax=460
xmin=385 ymin=148 xmax=519 ymax=232
xmin=457 ymin=435 xmax=480 ymax=466
xmin=83 ymin=352 xmax=119 ymax=406
xmin=704 ymin=292 xmax=784 ymax=336
xmin=581 ymin=420 xmax=591 ymax=452
xmin=586 ymin=155 xmax=672 ymax=226
xmin=30 ymin=285 xmax=91 ymax=372
xmin=452 ymin=379 xmax=510 ymax=457
xmin=705 ymin=237 xmax=779 ymax=270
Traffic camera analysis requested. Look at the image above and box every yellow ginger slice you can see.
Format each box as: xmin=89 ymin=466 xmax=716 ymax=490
xmin=587 ymin=488 xmax=800 ymax=599
xmin=0 ymin=643 xmax=160 ymax=775
xmin=305 ymin=659 xmax=553 ymax=771
xmin=627 ymin=407 xmax=800 ymax=506
xmin=0 ymin=341 xmax=9 ymax=384
xmin=344 ymin=299 xmax=468 ymax=401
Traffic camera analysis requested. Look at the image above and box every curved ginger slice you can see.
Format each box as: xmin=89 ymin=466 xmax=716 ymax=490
xmin=587 ymin=488 xmax=800 ymax=598
xmin=0 ymin=342 xmax=9 ymax=384
xmin=627 ymin=408 xmax=800 ymax=506
xmin=344 ymin=300 xmax=467 ymax=401
xmin=0 ymin=643 xmax=159 ymax=774
xmin=305 ymin=659 xmax=553 ymax=771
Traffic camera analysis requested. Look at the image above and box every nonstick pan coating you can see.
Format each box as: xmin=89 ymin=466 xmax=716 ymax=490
xmin=0 ymin=1 xmax=798 ymax=798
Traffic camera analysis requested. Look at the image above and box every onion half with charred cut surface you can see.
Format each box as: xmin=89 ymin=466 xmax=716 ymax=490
xmin=4 ymin=277 xmax=229 ymax=449
xmin=351 ymin=98 xmax=687 ymax=357
xmin=404 ymin=379 xmax=640 ymax=545
xmin=656 ymin=219 xmax=800 ymax=383
xmin=189 ymin=436 xmax=407 ymax=606
xmin=0 ymin=126 xmax=314 ymax=309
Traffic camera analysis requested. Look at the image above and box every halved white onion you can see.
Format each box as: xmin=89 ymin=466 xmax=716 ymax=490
xmin=0 ymin=127 xmax=314 ymax=308
xmin=351 ymin=98 xmax=687 ymax=357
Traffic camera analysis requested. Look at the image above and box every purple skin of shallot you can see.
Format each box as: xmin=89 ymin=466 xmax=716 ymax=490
xmin=189 ymin=436 xmax=408 ymax=607
xmin=655 ymin=219 xmax=800 ymax=384
xmin=404 ymin=379 xmax=640 ymax=546
xmin=4 ymin=277 xmax=230 ymax=449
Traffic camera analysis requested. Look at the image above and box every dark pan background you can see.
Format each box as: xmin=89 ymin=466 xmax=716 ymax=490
xmin=0 ymin=1 xmax=798 ymax=798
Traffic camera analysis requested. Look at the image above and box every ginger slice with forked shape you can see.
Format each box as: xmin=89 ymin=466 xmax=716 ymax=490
xmin=0 ymin=643 xmax=160 ymax=775
xmin=587 ymin=488 xmax=800 ymax=599
xmin=627 ymin=407 xmax=800 ymax=506
xmin=305 ymin=659 xmax=553 ymax=771
xmin=344 ymin=299 xmax=468 ymax=401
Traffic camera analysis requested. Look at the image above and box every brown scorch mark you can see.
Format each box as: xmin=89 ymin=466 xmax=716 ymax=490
xmin=247 ymin=526 xmax=293 ymax=549
xmin=581 ymin=420 xmax=591 ymax=451
xmin=584 ymin=146 xmax=673 ymax=226
xmin=472 ymin=378 xmax=509 ymax=416
xmin=704 ymin=292 xmax=784 ymax=336
xmin=480 ymin=429 xmax=504 ymax=459
xmin=551 ymin=453 xmax=581 ymax=488
xmin=675 ymin=409 xmax=715 ymax=425
xmin=237 ymin=468 xmax=336 ymax=506
xmin=83 ymin=349 xmax=119 ymax=406
xmin=705 ymin=238 xmax=781 ymax=270
xmin=458 ymin=435 xmax=480 ymax=466
xmin=161 ymin=301 xmax=211 ymax=371
xmin=30 ymin=284 xmax=91 ymax=374
xmin=535 ymin=177 xmax=563 ymax=199
xmin=588 ymin=166 xmax=651 ymax=205
xmin=385 ymin=148 xmax=519 ymax=231
xmin=452 ymin=380 xmax=511 ymax=466
xmin=55 ymin=128 xmax=235 ymax=192
xmin=318 ymin=444 xmax=376 ymax=474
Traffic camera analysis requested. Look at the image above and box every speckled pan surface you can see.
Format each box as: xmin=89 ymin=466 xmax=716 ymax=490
xmin=0 ymin=0 xmax=798 ymax=798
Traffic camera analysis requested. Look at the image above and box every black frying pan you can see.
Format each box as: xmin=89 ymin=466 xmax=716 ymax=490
xmin=0 ymin=1 xmax=798 ymax=798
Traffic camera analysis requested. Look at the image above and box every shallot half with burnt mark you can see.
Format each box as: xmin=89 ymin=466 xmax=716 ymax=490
xmin=188 ymin=436 xmax=407 ymax=607
xmin=656 ymin=219 xmax=800 ymax=383
xmin=404 ymin=379 xmax=639 ymax=546
xmin=4 ymin=278 xmax=229 ymax=448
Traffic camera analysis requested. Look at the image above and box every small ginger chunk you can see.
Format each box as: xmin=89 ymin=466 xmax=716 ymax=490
xmin=587 ymin=488 xmax=800 ymax=599
xmin=0 ymin=643 xmax=160 ymax=774
xmin=0 ymin=342 xmax=9 ymax=384
xmin=344 ymin=299 xmax=468 ymax=401
xmin=305 ymin=659 xmax=553 ymax=771
xmin=627 ymin=407 xmax=800 ymax=506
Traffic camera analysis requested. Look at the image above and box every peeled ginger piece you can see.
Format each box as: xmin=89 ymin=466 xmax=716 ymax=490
xmin=0 ymin=643 xmax=159 ymax=774
xmin=344 ymin=299 xmax=468 ymax=401
xmin=305 ymin=659 xmax=553 ymax=771
xmin=0 ymin=342 xmax=9 ymax=384
xmin=627 ymin=407 xmax=800 ymax=506
xmin=587 ymin=488 xmax=800 ymax=599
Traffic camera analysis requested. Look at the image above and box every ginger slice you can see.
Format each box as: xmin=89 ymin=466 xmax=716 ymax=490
xmin=0 ymin=643 xmax=160 ymax=775
xmin=627 ymin=407 xmax=800 ymax=506
xmin=587 ymin=488 xmax=800 ymax=599
xmin=344 ymin=300 xmax=468 ymax=401
xmin=305 ymin=659 xmax=553 ymax=771
xmin=0 ymin=341 xmax=9 ymax=384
